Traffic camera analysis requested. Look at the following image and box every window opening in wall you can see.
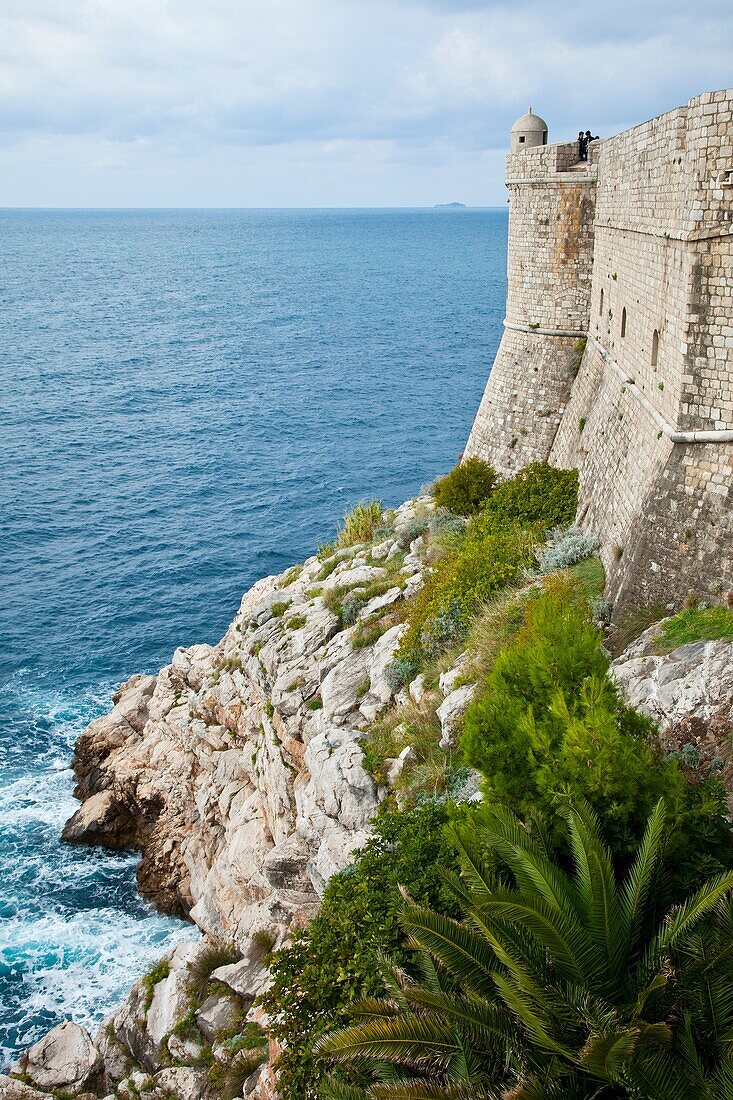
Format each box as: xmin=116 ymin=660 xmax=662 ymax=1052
xmin=621 ymin=307 xmax=627 ymax=338
xmin=599 ymin=288 xmax=604 ymax=315
xmin=651 ymin=329 xmax=659 ymax=368
xmin=519 ymin=136 xmax=525 ymax=144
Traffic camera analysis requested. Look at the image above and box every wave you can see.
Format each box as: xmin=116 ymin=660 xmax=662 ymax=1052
xmin=0 ymin=668 xmax=191 ymax=1069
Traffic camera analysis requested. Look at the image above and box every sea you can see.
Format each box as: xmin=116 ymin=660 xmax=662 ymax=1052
xmin=0 ymin=207 xmax=507 ymax=1067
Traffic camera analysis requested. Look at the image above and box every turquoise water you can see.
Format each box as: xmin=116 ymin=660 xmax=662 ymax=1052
xmin=0 ymin=207 xmax=507 ymax=1064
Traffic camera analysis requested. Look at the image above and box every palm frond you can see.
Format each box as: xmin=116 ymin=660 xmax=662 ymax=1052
xmin=370 ymin=1082 xmax=504 ymax=1099
xmin=321 ymin=1086 xmax=372 ymax=1100
xmin=579 ymin=1028 xmax=641 ymax=1081
xmin=619 ymin=798 xmax=666 ymax=953
xmin=314 ymin=1015 xmax=461 ymax=1070
xmin=400 ymin=904 xmax=498 ymax=999
xmin=474 ymin=891 xmax=591 ymax=984
xmin=643 ymin=872 xmax=733 ymax=977
xmin=564 ymin=801 xmax=623 ymax=990
xmin=491 ymin=970 xmax=574 ymax=1060
xmin=448 ymin=824 xmax=498 ymax=906
xmin=473 ymin=805 xmax=579 ymax=915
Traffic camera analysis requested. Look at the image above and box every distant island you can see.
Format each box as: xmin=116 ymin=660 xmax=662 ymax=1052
xmin=434 ymin=201 xmax=467 ymax=209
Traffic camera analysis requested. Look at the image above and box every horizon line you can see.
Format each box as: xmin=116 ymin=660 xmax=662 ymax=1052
xmin=0 ymin=204 xmax=507 ymax=212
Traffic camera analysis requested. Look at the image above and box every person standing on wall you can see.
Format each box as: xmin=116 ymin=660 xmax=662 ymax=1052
xmin=578 ymin=130 xmax=587 ymax=161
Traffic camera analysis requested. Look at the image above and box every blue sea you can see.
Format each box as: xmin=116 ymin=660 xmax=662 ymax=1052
xmin=0 ymin=207 xmax=507 ymax=1066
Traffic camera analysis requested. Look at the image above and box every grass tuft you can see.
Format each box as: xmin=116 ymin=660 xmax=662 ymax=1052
xmin=336 ymin=500 xmax=383 ymax=548
xmin=653 ymin=606 xmax=733 ymax=654
xmin=187 ymin=941 xmax=240 ymax=1002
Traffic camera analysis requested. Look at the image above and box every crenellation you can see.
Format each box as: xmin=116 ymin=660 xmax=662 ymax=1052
xmin=465 ymin=90 xmax=733 ymax=610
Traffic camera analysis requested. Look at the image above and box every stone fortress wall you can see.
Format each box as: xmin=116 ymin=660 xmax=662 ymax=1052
xmin=465 ymin=91 xmax=733 ymax=609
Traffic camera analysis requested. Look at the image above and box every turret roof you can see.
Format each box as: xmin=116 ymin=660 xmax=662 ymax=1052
xmin=510 ymin=107 xmax=548 ymax=133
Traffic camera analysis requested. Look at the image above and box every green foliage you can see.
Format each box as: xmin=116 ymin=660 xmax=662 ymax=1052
xmin=316 ymin=800 xmax=733 ymax=1099
xmin=317 ymin=551 xmax=351 ymax=581
xmin=432 ymin=457 xmax=498 ymax=516
xmin=399 ymin=523 xmax=536 ymax=665
xmin=208 ymin=1033 xmax=268 ymax=1100
xmin=336 ymin=501 xmax=384 ymax=548
xmin=286 ymin=613 xmax=307 ymax=630
xmin=260 ymin=804 xmax=460 ymax=1100
xmin=397 ymin=463 xmax=580 ymax=671
xmin=536 ymin=525 xmax=598 ymax=573
xmin=461 ymin=576 xmax=732 ymax=885
xmin=324 ymin=578 xmax=396 ymax=627
xmin=187 ymin=941 xmax=240 ymax=1002
xmin=279 ymin=564 xmax=303 ymax=587
xmin=142 ymin=959 xmax=171 ymax=1010
xmin=653 ymin=606 xmax=733 ymax=652
xmin=481 ymin=461 xmax=578 ymax=531
xmin=270 ymin=600 xmax=291 ymax=618
xmin=361 ymin=700 xmax=455 ymax=802
xmin=351 ymin=620 xmax=388 ymax=650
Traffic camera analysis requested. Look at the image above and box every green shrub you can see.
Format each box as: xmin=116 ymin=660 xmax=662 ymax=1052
xmin=653 ymin=605 xmax=733 ymax=652
xmin=536 ymin=525 xmax=599 ymax=573
xmin=336 ymin=501 xmax=383 ymax=548
xmin=481 ymin=461 xmax=578 ymax=530
xmin=399 ymin=522 xmax=536 ymax=664
xmin=361 ymin=700 xmax=454 ymax=802
xmin=351 ymin=620 xmax=388 ymax=649
xmin=461 ymin=575 xmax=732 ymax=885
xmin=260 ymin=804 xmax=459 ymax=1100
xmin=396 ymin=464 xmax=580 ymax=671
xmin=432 ymin=457 xmax=497 ymax=515
xmin=270 ymin=600 xmax=291 ymax=618
xmin=384 ymin=654 xmax=420 ymax=692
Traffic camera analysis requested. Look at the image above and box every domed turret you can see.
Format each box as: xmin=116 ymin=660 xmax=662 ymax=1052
xmin=510 ymin=107 xmax=548 ymax=152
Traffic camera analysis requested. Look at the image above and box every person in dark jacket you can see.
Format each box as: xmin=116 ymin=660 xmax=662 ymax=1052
xmin=578 ymin=131 xmax=587 ymax=161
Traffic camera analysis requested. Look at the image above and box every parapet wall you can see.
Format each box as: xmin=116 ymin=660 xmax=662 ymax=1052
xmin=466 ymin=90 xmax=733 ymax=609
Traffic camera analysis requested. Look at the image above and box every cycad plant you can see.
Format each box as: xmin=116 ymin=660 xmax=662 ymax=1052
xmin=315 ymin=800 xmax=733 ymax=1098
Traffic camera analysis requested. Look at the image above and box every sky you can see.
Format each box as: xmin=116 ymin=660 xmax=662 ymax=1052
xmin=1 ymin=0 xmax=732 ymax=207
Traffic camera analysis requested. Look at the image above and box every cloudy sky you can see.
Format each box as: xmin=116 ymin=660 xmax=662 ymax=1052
xmin=1 ymin=0 xmax=732 ymax=207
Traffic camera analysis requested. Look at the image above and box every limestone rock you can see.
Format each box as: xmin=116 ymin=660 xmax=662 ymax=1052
xmin=62 ymin=790 xmax=139 ymax=849
xmin=437 ymin=684 xmax=477 ymax=748
xmin=611 ymin=631 xmax=733 ymax=809
xmin=611 ymin=632 xmax=733 ymax=736
xmin=439 ymin=654 xmax=470 ymax=696
xmin=22 ymin=499 xmax=436 ymax=1092
xmin=408 ymin=675 xmax=427 ymax=704
xmin=0 ymin=1076 xmax=48 ymax=1100
xmin=195 ymin=993 xmax=240 ymax=1041
xmin=18 ymin=1023 xmax=102 ymax=1093
xmin=153 ymin=1067 xmax=210 ymax=1100
xmin=210 ymin=950 xmax=271 ymax=1003
xmin=146 ymin=941 xmax=201 ymax=1047
xmin=321 ymin=565 xmax=386 ymax=594
xmin=166 ymin=1033 xmax=204 ymax=1064
xmin=387 ymin=745 xmax=416 ymax=783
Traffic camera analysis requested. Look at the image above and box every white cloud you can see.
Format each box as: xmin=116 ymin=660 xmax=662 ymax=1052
xmin=0 ymin=0 xmax=731 ymax=205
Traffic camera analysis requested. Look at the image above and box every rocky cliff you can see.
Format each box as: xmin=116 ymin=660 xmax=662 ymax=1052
xmin=3 ymin=496 xmax=732 ymax=1100
xmin=63 ymin=497 xmax=435 ymax=942
xmin=1 ymin=499 xmax=437 ymax=1100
